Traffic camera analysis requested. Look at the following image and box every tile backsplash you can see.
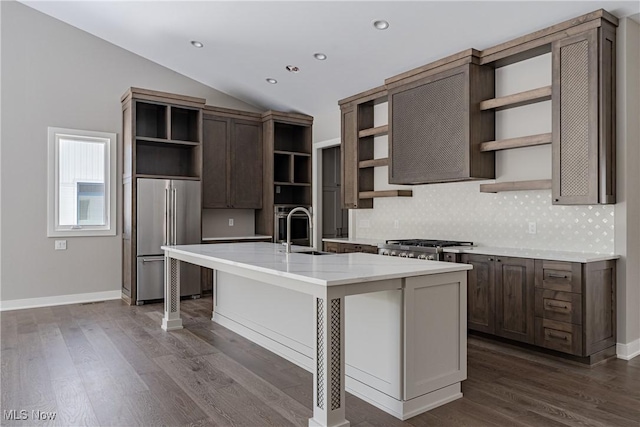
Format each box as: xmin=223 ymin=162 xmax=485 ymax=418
xmin=353 ymin=181 xmax=614 ymax=253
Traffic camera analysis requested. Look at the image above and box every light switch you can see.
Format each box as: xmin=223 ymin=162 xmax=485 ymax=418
xmin=55 ymin=240 xmax=67 ymax=250
xmin=228 ymin=218 xmax=234 ymax=227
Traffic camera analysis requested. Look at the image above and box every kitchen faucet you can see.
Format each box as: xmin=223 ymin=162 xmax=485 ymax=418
xmin=285 ymin=206 xmax=313 ymax=254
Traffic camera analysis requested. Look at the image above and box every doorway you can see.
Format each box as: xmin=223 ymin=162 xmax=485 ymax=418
xmin=322 ymin=146 xmax=349 ymax=238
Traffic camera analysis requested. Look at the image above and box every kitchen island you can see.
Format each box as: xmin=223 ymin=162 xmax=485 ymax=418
xmin=161 ymin=242 xmax=471 ymax=427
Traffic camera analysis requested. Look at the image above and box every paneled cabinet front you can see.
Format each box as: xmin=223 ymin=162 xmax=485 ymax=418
xmin=387 ymin=62 xmax=495 ymax=185
xmin=552 ymin=24 xmax=616 ymax=205
xmin=203 ymin=113 xmax=262 ymax=209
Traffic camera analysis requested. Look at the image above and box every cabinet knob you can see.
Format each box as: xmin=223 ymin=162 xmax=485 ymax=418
xmin=488 ymin=258 xmax=494 ymax=262
xmin=496 ymin=258 xmax=501 ymax=262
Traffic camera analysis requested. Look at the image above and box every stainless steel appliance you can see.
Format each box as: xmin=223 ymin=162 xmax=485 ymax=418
xmin=274 ymin=205 xmax=311 ymax=246
xmin=136 ymin=178 xmax=201 ymax=304
xmin=378 ymin=239 xmax=473 ymax=261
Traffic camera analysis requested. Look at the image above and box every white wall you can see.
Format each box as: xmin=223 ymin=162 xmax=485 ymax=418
xmin=0 ymin=1 xmax=260 ymax=302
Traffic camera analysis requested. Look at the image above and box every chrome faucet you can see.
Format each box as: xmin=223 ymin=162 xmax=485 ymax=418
xmin=285 ymin=206 xmax=313 ymax=253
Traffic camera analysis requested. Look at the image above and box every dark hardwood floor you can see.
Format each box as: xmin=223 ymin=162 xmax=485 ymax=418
xmin=1 ymin=296 xmax=638 ymax=426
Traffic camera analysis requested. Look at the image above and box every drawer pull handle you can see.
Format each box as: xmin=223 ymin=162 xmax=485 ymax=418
xmin=548 ymin=273 xmax=568 ymax=279
xmin=548 ymin=332 xmax=568 ymax=341
xmin=546 ymin=302 xmax=569 ymax=310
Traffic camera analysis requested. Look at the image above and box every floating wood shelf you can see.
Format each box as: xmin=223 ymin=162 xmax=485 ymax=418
xmin=359 ymin=190 xmax=413 ymax=199
xmin=480 ymin=133 xmax=552 ymax=152
xmin=359 ymin=158 xmax=389 ymax=168
xmin=480 ymin=86 xmax=552 ymax=111
xmin=358 ymin=125 xmax=389 ymax=138
xmin=480 ymin=179 xmax=552 ymax=193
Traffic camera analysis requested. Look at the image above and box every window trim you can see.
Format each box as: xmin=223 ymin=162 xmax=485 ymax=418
xmin=47 ymin=127 xmax=117 ymax=237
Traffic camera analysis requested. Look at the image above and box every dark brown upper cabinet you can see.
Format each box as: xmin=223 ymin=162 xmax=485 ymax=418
xmin=386 ymin=53 xmax=495 ymax=185
xmin=202 ymin=107 xmax=263 ymax=209
xmin=552 ymin=23 xmax=616 ymax=205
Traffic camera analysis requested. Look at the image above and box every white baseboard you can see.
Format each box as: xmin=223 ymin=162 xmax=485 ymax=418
xmin=0 ymin=290 xmax=121 ymax=311
xmin=617 ymin=338 xmax=640 ymax=360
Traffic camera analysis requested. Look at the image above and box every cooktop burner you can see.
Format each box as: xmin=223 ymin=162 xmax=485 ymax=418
xmin=385 ymin=239 xmax=473 ymax=248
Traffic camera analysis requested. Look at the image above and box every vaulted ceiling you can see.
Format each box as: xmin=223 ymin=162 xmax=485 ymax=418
xmin=21 ymin=1 xmax=640 ymax=116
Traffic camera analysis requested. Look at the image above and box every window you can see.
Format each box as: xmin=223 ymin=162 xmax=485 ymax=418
xmin=47 ymin=127 xmax=117 ymax=237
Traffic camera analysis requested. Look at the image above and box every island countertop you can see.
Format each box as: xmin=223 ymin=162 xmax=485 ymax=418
xmin=162 ymin=242 xmax=471 ymax=287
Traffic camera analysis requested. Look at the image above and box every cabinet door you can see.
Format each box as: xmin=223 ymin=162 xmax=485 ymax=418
xmin=202 ymin=116 xmax=229 ymax=208
xmin=230 ymin=119 xmax=262 ymax=209
xmin=341 ymin=105 xmax=358 ymax=209
xmin=552 ymin=27 xmax=616 ymax=205
xmin=461 ymin=254 xmax=495 ymax=334
xmin=495 ymin=256 xmax=535 ymax=344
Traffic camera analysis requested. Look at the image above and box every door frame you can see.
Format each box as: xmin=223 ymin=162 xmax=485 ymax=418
xmin=312 ymin=137 xmax=353 ymax=250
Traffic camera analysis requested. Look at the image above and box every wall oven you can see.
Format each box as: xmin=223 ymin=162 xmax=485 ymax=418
xmin=274 ymin=206 xmax=311 ymax=246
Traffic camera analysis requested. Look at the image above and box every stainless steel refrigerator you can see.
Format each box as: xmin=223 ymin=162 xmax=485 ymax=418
xmin=136 ymin=178 xmax=201 ymax=304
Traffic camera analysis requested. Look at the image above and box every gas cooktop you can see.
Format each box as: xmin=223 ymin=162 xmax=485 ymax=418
xmin=384 ymin=239 xmax=473 ymax=248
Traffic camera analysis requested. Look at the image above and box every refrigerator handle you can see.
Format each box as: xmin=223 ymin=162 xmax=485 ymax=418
xmin=172 ymin=188 xmax=178 ymax=245
xmin=164 ymin=187 xmax=169 ymax=246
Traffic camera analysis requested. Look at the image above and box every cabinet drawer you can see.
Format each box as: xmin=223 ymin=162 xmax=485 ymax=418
xmin=535 ymin=318 xmax=583 ymax=356
xmin=534 ymin=289 xmax=582 ymax=325
xmin=535 ymin=260 xmax=582 ymax=293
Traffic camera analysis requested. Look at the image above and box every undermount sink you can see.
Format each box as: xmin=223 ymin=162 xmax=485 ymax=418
xmin=295 ymin=250 xmax=332 ymax=256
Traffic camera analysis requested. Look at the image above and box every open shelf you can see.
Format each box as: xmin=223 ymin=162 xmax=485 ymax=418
xmin=480 ymin=86 xmax=552 ymax=111
xmin=274 ymin=184 xmax=311 ymax=205
xmin=274 ymin=122 xmax=311 ymax=154
xmin=480 ymin=133 xmax=552 ymax=152
xmin=170 ymin=107 xmax=199 ymax=142
xmin=359 ymin=190 xmax=413 ymax=199
xmin=136 ymin=102 xmax=167 ymax=139
xmin=136 ymin=174 xmax=200 ymax=181
xmin=359 ymin=158 xmax=389 ymax=168
xmin=274 ymin=182 xmax=311 ymax=187
xmin=274 ymin=150 xmax=311 ymax=157
xmin=358 ymin=125 xmax=389 ymax=138
xmin=136 ymin=140 xmax=199 ymax=178
xmin=480 ymin=179 xmax=552 ymax=193
xmin=136 ymin=136 xmax=199 ymax=146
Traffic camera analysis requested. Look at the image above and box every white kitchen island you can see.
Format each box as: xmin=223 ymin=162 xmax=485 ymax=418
xmin=161 ymin=242 xmax=471 ymax=427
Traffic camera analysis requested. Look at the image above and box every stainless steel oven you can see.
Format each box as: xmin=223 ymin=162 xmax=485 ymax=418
xmin=274 ymin=206 xmax=311 ymax=246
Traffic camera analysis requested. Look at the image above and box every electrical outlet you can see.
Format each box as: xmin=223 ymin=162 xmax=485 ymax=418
xmin=54 ymin=240 xmax=67 ymax=250
xmin=394 ymin=220 xmax=400 ymax=229
xmin=528 ymin=222 xmax=537 ymax=234
xmin=228 ymin=218 xmax=234 ymax=227
xmin=360 ymin=219 xmax=370 ymax=229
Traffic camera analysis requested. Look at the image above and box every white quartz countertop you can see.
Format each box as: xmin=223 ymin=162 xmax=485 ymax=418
xmin=162 ymin=242 xmax=471 ymax=287
xmin=322 ymin=237 xmax=386 ymax=246
xmin=202 ymin=235 xmax=272 ymax=242
xmin=442 ymin=246 xmax=619 ymax=263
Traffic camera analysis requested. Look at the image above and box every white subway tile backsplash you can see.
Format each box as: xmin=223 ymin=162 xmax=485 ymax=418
xmin=353 ymin=181 xmax=614 ymax=253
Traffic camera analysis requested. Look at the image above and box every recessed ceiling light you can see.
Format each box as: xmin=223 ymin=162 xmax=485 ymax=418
xmin=313 ymin=53 xmax=327 ymax=61
xmin=286 ymin=65 xmax=300 ymax=73
xmin=373 ymin=20 xmax=389 ymax=30
xmin=266 ymin=78 xmax=278 ymax=84
xmin=190 ymin=40 xmax=204 ymax=48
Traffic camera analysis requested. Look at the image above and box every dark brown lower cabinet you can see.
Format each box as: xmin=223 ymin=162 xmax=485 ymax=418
xmin=460 ymin=254 xmax=496 ymax=335
xmin=495 ymin=257 xmax=536 ymax=344
xmin=462 ymin=254 xmax=615 ymax=362
xmin=533 ymin=259 xmax=616 ymax=358
xmin=323 ymin=241 xmax=378 ymax=254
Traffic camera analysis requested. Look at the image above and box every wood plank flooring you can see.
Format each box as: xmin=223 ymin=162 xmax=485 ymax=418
xmin=1 ymin=296 xmax=638 ymax=426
